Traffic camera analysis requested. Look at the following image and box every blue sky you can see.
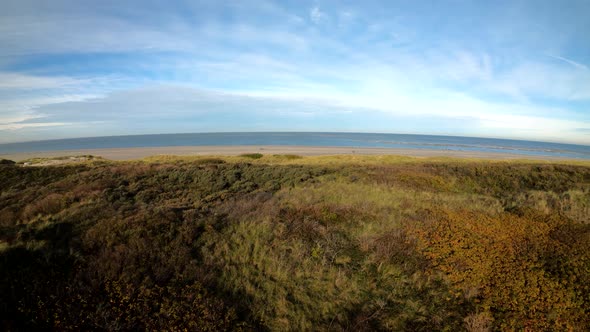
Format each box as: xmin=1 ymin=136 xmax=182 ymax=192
xmin=0 ymin=0 xmax=589 ymax=144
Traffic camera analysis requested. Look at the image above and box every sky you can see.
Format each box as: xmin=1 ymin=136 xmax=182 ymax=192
xmin=0 ymin=0 xmax=589 ymax=145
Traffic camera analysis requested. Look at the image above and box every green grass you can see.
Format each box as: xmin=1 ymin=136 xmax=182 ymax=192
xmin=1 ymin=155 xmax=589 ymax=330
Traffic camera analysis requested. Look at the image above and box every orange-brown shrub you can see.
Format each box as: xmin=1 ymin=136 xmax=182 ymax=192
xmin=410 ymin=209 xmax=589 ymax=330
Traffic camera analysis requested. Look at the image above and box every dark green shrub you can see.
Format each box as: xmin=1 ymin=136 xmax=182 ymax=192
xmin=239 ymin=153 xmax=263 ymax=159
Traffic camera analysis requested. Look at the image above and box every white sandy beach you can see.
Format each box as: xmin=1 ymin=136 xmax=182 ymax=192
xmin=0 ymin=145 xmax=576 ymax=162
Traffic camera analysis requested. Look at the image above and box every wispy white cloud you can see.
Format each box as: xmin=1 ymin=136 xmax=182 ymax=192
xmin=0 ymin=94 xmax=100 ymax=135
xmin=310 ymin=6 xmax=325 ymax=24
xmin=0 ymin=70 xmax=131 ymax=137
xmin=486 ymin=62 xmax=590 ymax=101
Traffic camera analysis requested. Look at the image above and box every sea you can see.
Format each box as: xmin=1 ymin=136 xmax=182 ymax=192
xmin=0 ymin=132 xmax=589 ymax=160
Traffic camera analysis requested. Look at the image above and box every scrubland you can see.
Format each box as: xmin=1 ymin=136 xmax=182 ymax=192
xmin=1 ymin=154 xmax=589 ymax=331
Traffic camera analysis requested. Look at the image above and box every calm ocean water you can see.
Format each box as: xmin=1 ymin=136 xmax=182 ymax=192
xmin=1 ymin=132 xmax=589 ymax=159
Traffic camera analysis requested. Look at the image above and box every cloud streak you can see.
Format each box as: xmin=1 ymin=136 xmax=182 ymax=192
xmin=546 ymin=54 xmax=588 ymax=70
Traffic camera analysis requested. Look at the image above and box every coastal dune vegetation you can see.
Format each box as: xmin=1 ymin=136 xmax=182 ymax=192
xmin=1 ymin=154 xmax=589 ymax=331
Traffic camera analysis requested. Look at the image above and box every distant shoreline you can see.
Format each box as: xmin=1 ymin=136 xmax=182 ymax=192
xmin=0 ymin=145 xmax=581 ymax=162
